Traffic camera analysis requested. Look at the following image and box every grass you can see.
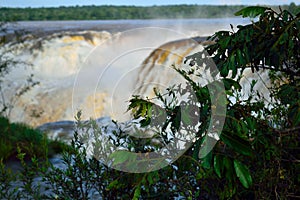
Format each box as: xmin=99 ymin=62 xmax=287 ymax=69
xmin=0 ymin=116 xmax=68 ymax=162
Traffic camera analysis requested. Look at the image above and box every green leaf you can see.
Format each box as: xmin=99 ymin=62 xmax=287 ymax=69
xmin=219 ymin=37 xmax=231 ymax=49
xmin=107 ymin=179 xmax=119 ymax=190
xmin=223 ymin=78 xmax=241 ymax=90
xmin=229 ymin=55 xmax=237 ymax=78
xmin=223 ymin=156 xmax=234 ymax=182
xmin=147 ymin=173 xmax=154 ymax=185
xmin=233 ymin=159 xmax=253 ymax=188
xmin=201 ymin=151 xmax=212 ymax=169
xmin=245 ymin=117 xmax=255 ymax=131
xmin=220 ymin=62 xmax=229 ymax=77
xmin=192 ymin=139 xmax=201 ymax=160
xmin=127 ymin=98 xmax=154 ymax=119
xmin=235 ymin=6 xmax=268 ymax=18
xmin=214 ymin=154 xmax=223 ymax=178
xmin=133 ymin=184 xmax=141 ymax=200
xmin=109 ymin=150 xmax=132 ymax=166
xmin=236 ymin=49 xmax=245 ymax=67
xmin=220 ymin=132 xmax=253 ymax=156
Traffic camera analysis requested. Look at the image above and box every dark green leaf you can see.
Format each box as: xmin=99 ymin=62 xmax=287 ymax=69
xmin=223 ymin=78 xmax=241 ymax=90
xmin=223 ymin=156 xmax=234 ymax=182
xmin=220 ymin=62 xmax=229 ymax=77
xmin=234 ymin=159 xmax=253 ymax=188
xmin=214 ymin=154 xmax=223 ymax=178
xmin=219 ymin=37 xmax=231 ymax=49
xmin=221 ymin=132 xmax=253 ymax=156
xmin=235 ymin=6 xmax=268 ymax=18
xmin=201 ymin=151 xmax=212 ymax=169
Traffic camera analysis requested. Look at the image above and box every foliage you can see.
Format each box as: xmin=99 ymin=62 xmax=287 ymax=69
xmin=40 ymin=6 xmax=300 ymax=199
xmin=0 ymin=148 xmax=50 ymax=199
xmin=0 ymin=19 xmax=68 ymax=200
xmin=0 ymin=6 xmax=299 ymax=200
xmin=34 ymin=114 xmax=212 ymax=199
xmin=0 ymin=116 xmax=67 ymax=161
xmin=206 ymin=6 xmax=299 ymax=81
xmin=0 ymin=4 xmax=298 ymax=21
xmin=1 ymin=5 xmax=245 ymax=21
xmin=126 ymin=6 xmax=300 ymax=199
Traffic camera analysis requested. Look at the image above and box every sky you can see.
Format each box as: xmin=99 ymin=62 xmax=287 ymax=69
xmin=1 ymin=0 xmax=298 ymax=8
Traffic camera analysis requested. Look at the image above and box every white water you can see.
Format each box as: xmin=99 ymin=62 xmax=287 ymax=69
xmin=2 ymin=18 xmax=257 ymax=128
xmin=2 ymin=18 xmax=278 ymax=195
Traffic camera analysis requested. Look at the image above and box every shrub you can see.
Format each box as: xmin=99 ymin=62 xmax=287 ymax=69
xmin=0 ymin=116 xmax=67 ymax=161
xmin=0 ymin=6 xmax=299 ymax=199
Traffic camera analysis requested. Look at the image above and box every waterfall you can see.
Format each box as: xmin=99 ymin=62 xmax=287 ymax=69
xmin=1 ymin=21 xmax=269 ymax=130
xmin=1 ymin=31 xmax=113 ymax=126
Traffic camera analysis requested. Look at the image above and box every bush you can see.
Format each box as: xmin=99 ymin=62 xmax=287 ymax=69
xmin=0 ymin=116 xmax=67 ymax=161
xmin=0 ymin=6 xmax=299 ymax=199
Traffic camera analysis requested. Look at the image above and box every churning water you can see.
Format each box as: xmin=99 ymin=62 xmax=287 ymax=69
xmin=2 ymin=18 xmax=264 ymax=137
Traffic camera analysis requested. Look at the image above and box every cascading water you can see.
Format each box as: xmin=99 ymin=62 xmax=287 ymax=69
xmin=2 ymin=28 xmax=208 ymax=127
xmin=1 ymin=18 xmax=266 ymax=139
xmin=1 ymin=19 xmax=278 ymax=194
xmin=1 ymin=30 xmax=113 ymax=126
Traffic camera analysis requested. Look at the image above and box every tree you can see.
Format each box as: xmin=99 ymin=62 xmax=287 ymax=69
xmin=41 ymin=6 xmax=299 ymax=199
xmin=0 ymin=6 xmax=299 ymax=199
xmin=289 ymin=2 xmax=300 ymax=15
xmin=125 ymin=6 xmax=299 ymax=199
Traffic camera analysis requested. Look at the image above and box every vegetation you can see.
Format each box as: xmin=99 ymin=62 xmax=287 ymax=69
xmin=0 ymin=116 xmax=67 ymax=161
xmin=0 ymin=3 xmax=298 ymax=21
xmin=0 ymin=21 xmax=67 ymax=162
xmin=115 ymin=6 xmax=299 ymax=198
xmin=0 ymin=5 xmax=299 ymax=200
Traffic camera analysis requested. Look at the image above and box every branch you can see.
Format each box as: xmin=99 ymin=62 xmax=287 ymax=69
xmin=275 ymin=126 xmax=300 ymax=133
xmin=243 ymin=65 xmax=300 ymax=78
